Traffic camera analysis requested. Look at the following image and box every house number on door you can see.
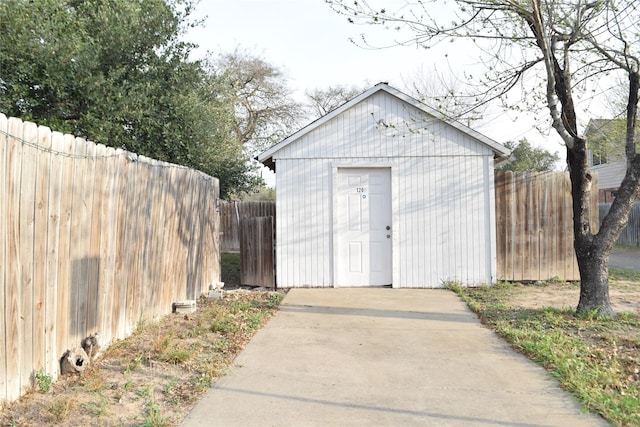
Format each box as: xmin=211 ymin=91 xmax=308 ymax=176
xmin=356 ymin=187 xmax=366 ymax=193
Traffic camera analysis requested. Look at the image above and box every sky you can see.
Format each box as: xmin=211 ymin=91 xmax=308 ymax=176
xmin=185 ymin=0 xmax=573 ymax=177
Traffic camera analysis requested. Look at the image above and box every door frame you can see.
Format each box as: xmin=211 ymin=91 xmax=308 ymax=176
xmin=330 ymin=162 xmax=396 ymax=288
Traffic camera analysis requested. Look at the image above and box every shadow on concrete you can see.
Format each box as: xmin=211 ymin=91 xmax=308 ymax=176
xmin=215 ymin=386 xmax=549 ymax=427
xmin=279 ymin=303 xmax=477 ymax=323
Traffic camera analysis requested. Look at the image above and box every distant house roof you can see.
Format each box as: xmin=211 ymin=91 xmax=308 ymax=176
xmin=257 ymin=82 xmax=510 ymax=171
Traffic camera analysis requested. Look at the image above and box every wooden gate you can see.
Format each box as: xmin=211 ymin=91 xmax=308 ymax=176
xmin=220 ymin=201 xmax=275 ymax=252
xmin=239 ymin=216 xmax=275 ymax=288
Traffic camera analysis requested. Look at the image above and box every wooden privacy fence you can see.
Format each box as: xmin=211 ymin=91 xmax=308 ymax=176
xmin=495 ymin=170 xmax=599 ymax=282
xmin=0 ymin=114 xmax=220 ymax=403
xmin=220 ymin=201 xmax=275 ymax=252
xmin=599 ymin=202 xmax=640 ymax=247
xmin=240 ymin=217 xmax=275 ymax=288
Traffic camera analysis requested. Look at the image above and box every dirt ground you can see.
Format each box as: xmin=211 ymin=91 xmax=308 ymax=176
xmin=0 ymin=290 xmax=284 ymax=427
xmin=508 ymin=279 xmax=640 ymax=314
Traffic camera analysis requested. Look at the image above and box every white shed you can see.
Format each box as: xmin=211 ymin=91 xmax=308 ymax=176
xmin=257 ymin=83 xmax=510 ymax=288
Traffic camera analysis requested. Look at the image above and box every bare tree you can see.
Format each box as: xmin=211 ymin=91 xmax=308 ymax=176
xmin=305 ymin=84 xmax=367 ymax=118
xmin=401 ymin=64 xmax=487 ymax=127
xmin=327 ymin=0 xmax=640 ymax=316
xmin=210 ymin=48 xmax=305 ymax=156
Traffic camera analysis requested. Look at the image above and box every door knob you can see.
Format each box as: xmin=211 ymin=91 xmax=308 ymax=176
xmin=386 ymin=225 xmax=391 ymax=230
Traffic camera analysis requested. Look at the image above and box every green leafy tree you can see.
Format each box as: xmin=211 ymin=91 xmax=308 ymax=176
xmin=327 ymin=0 xmax=640 ymax=316
xmin=497 ymin=139 xmax=560 ymax=172
xmin=0 ymin=0 xmax=257 ymax=198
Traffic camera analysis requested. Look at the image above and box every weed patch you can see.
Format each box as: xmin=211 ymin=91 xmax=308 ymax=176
xmin=0 ymin=289 xmax=285 ymax=426
xmin=33 ymin=369 xmax=53 ymax=393
xmin=47 ymin=396 xmax=77 ymax=423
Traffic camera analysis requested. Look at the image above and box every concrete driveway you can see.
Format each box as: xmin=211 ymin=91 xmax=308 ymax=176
xmin=182 ymin=288 xmax=608 ymax=427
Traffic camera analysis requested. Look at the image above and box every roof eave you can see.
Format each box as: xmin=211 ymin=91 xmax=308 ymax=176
xmin=257 ymin=82 xmax=511 ymax=166
xmin=257 ymin=84 xmax=386 ymax=165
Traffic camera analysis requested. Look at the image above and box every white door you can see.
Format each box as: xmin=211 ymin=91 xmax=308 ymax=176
xmin=335 ymin=168 xmax=392 ymax=286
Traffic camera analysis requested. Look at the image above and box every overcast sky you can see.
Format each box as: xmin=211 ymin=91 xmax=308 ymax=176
xmin=187 ymin=1 xmax=433 ymax=93
xmin=186 ymin=0 xmax=570 ymax=173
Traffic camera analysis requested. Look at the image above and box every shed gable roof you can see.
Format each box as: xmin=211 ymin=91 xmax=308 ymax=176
xmin=258 ymin=83 xmax=510 ymax=170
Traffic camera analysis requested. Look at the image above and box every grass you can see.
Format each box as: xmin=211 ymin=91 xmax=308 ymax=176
xmin=449 ymin=277 xmax=640 ymax=426
xmin=610 ymin=267 xmax=640 ymax=282
xmin=614 ymin=244 xmax=640 ymax=252
xmin=139 ymin=394 xmax=170 ymax=427
xmin=221 ymin=251 xmax=241 ymax=286
xmin=210 ymin=314 xmax=240 ymax=334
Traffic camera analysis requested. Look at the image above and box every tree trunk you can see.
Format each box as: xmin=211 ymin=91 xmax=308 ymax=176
xmin=574 ymin=247 xmax=615 ymax=317
xmin=564 ymin=72 xmax=640 ymax=318
xmin=567 ymin=140 xmax=617 ymax=317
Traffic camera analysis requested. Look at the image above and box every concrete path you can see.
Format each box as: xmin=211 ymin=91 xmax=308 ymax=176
xmin=182 ymin=289 xmax=608 ymax=427
xmin=610 ymin=248 xmax=640 ymax=271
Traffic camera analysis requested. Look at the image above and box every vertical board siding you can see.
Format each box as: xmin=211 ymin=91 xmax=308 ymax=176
xmin=219 ymin=201 xmax=276 ymax=252
xmin=278 ymin=91 xmax=492 ymax=161
xmin=33 ymin=124 xmax=51 ymax=379
xmin=6 ymin=118 xmax=22 ymax=401
xmin=393 ymin=155 xmax=493 ymax=287
xmin=276 ymin=159 xmax=332 ymax=287
xmin=0 ymin=114 xmax=220 ymax=404
xmin=239 ymin=217 xmax=275 ymax=288
xmin=268 ymin=91 xmax=589 ymax=288
xmin=273 ymin=91 xmax=497 ymax=288
xmin=599 ymin=202 xmax=640 ymax=247
xmin=275 ymin=154 xmax=496 ymax=288
xmin=495 ymin=171 xmax=598 ymax=281
xmin=19 ymin=121 xmax=37 ymax=396
xmin=0 ymin=115 xmax=7 ymax=401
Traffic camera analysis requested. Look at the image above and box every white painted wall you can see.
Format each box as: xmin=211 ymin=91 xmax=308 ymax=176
xmin=273 ymin=91 xmax=497 ymax=288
